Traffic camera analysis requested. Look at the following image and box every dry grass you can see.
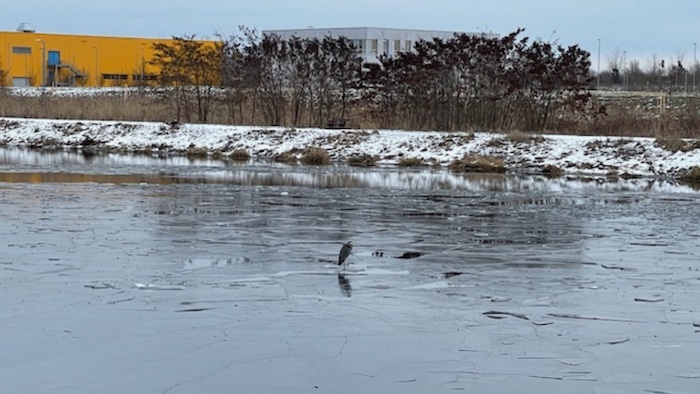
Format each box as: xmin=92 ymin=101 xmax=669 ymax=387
xmin=449 ymin=154 xmax=506 ymax=173
xmin=397 ymin=157 xmax=423 ymax=167
xmin=229 ymin=149 xmax=251 ymax=161
xmin=185 ymin=145 xmax=208 ymax=158
xmin=679 ymin=166 xmax=700 ymax=184
xmin=300 ymin=147 xmax=331 ymax=165
xmin=347 ymin=154 xmax=379 ymax=167
xmin=273 ymin=151 xmax=298 ymax=164
xmin=541 ymin=164 xmax=565 ymax=177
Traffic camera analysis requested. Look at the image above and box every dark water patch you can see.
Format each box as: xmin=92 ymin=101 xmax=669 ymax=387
xmin=175 ymin=307 xmax=214 ymax=313
xmin=396 ymin=252 xmax=424 ymax=259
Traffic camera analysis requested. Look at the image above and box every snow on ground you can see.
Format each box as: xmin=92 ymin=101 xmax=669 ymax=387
xmin=1 ymin=116 xmax=699 ymax=179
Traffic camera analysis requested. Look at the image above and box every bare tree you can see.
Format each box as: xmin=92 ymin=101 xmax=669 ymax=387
xmin=151 ymin=35 xmax=222 ymax=122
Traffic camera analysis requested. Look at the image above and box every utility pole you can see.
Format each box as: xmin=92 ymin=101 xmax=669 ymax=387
xmin=694 ymin=42 xmax=697 ymax=93
xmin=597 ymin=38 xmax=601 ymax=89
xmin=622 ymin=50 xmax=627 ymax=90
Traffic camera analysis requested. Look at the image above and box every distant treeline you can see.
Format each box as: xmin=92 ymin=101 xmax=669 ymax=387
xmin=149 ymin=28 xmax=593 ymax=131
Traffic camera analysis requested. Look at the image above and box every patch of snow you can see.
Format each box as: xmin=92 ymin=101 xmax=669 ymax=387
xmin=1 ymin=116 xmax=699 ymax=179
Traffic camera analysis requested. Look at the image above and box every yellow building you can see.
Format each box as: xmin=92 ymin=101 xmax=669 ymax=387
xmin=0 ymin=23 xmax=211 ymax=87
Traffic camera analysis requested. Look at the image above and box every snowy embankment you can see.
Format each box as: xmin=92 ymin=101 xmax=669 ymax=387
xmin=1 ymin=116 xmax=699 ymax=179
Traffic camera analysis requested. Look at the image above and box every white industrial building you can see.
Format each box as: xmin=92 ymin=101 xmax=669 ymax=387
xmin=262 ymin=27 xmax=498 ymax=63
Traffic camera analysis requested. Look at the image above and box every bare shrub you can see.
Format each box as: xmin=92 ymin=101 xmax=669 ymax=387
xmin=273 ymin=151 xmax=298 ymax=163
xmin=679 ymin=166 xmax=700 ymax=184
xmin=185 ymin=145 xmax=208 ymax=158
xmin=347 ymin=154 xmax=379 ymax=167
xmin=449 ymin=154 xmax=506 ymax=173
xmin=300 ymin=147 xmax=330 ymax=165
xmin=542 ymin=164 xmax=565 ymax=177
xmin=398 ymin=157 xmax=423 ymax=167
xmin=230 ymin=149 xmax=251 ymax=161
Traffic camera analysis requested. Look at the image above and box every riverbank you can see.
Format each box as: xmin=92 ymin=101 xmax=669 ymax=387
xmin=1 ymin=116 xmax=700 ymax=180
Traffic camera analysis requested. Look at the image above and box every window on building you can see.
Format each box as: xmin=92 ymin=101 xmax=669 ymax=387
xmin=102 ymin=74 xmax=128 ymax=81
xmin=350 ymin=39 xmax=365 ymax=53
xmin=370 ymin=39 xmax=378 ymax=55
xmin=382 ymin=40 xmax=389 ymax=56
xmin=132 ymin=74 xmax=158 ymax=82
xmin=394 ymin=40 xmax=401 ymax=53
xmin=12 ymin=46 xmax=31 ymax=55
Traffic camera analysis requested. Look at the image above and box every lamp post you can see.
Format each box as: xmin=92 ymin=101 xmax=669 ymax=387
xmin=694 ymin=42 xmax=697 ymax=93
xmin=597 ymin=38 xmax=601 ymax=89
xmin=35 ymin=38 xmax=45 ymax=87
xmin=622 ymin=50 xmax=627 ymax=90
xmin=92 ymin=46 xmax=99 ymax=86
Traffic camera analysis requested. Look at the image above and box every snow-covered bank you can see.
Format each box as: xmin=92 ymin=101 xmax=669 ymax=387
xmin=1 ymin=117 xmax=699 ymax=179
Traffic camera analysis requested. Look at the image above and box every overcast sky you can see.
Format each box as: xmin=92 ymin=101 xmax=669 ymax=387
xmin=4 ymin=1 xmax=700 ymax=70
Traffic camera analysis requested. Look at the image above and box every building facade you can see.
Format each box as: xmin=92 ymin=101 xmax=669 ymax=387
xmin=262 ymin=27 xmax=498 ymax=63
xmin=0 ymin=23 xmax=190 ymax=87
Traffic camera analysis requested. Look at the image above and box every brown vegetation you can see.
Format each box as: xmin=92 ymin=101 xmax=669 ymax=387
xmin=273 ymin=151 xmax=298 ymax=164
xmin=679 ymin=166 xmax=700 ymax=184
xmin=541 ymin=164 xmax=565 ymax=177
xmin=300 ymin=147 xmax=331 ymax=165
xmin=229 ymin=149 xmax=251 ymax=161
xmin=449 ymin=154 xmax=506 ymax=173
xmin=347 ymin=154 xmax=379 ymax=167
xmin=397 ymin=157 xmax=423 ymax=167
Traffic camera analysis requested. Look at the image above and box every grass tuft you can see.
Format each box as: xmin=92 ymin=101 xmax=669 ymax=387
xmin=541 ymin=164 xmax=565 ymax=177
xmin=300 ymin=147 xmax=330 ymax=165
xmin=449 ymin=154 xmax=506 ymax=173
xmin=397 ymin=157 xmax=423 ymax=167
xmin=347 ymin=154 xmax=379 ymax=167
xmin=230 ymin=149 xmax=251 ymax=161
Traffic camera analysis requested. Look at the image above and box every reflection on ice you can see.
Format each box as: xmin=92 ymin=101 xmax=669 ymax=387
xmin=0 ymin=146 xmax=698 ymax=193
xmin=337 ymin=274 xmax=352 ymax=297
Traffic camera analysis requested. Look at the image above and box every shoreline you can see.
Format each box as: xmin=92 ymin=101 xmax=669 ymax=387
xmin=1 ymin=116 xmax=699 ymax=181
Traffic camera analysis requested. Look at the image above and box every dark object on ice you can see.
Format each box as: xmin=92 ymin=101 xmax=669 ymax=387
xmin=396 ymin=251 xmax=423 ymax=259
xmin=338 ymin=273 xmax=352 ymax=297
xmin=443 ymin=271 xmax=463 ymax=279
xmin=483 ymin=310 xmax=529 ymax=320
xmin=338 ymin=241 xmax=353 ymax=269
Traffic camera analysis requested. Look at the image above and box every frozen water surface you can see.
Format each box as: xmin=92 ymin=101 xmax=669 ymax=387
xmin=1 ymin=148 xmax=699 ymax=393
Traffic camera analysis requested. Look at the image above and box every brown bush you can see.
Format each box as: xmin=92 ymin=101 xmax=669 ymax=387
xmin=679 ymin=166 xmax=700 ymax=184
xmin=398 ymin=157 xmax=423 ymax=167
xmin=542 ymin=164 xmax=565 ymax=177
xmin=300 ymin=147 xmax=330 ymax=165
xmin=347 ymin=154 xmax=379 ymax=167
xmin=449 ymin=154 xmax=506 ymax=173
xmin=273 ymin=151 xmax=298 ymax=163
xmin=230 ymin=149 xmax=251 ymax=161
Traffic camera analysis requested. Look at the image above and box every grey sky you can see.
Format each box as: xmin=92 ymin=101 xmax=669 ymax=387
xmin=4 ymin=1 xmax=700 ymax=70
